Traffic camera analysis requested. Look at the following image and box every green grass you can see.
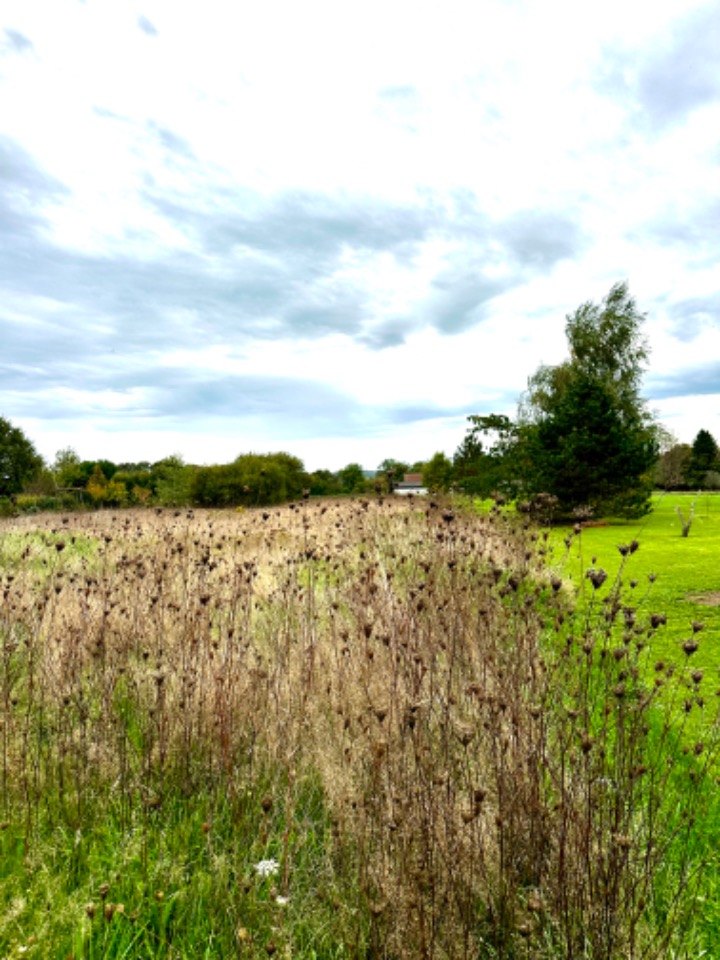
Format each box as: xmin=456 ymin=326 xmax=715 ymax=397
xmin=0 ymin=528 xmax=99 ymax=579
xmin=544 ymin=492 xmax=720 ymax=956
xmin=0 ymin=773 xmax=358 ymax=958
xmin=551 ymin=493 xmax=720 ymax=671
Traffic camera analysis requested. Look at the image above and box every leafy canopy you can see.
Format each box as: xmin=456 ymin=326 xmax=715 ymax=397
xmin=461 ymin=282 xmax=659 ymax=517
xmin=0 ymin=417 xmax=44 ymax=496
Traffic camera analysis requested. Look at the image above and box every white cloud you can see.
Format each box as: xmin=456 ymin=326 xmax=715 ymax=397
xmin=1 ymin=0 xmax=719 ymax=468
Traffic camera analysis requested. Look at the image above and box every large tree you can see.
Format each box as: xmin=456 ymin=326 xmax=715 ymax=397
xmin=0 ymin=417 xmax=44 ymax=497
xmin=464 ymin=283 xmax=659 ymax=517
xmin=684 ymin=429 xmax=719 ymax=488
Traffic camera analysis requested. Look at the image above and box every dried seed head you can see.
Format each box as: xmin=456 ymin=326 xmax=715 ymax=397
xmin=586 ymin=568 xmax=608 ymax=590
xmin=453 ymin=722 xmax=476 ymax=746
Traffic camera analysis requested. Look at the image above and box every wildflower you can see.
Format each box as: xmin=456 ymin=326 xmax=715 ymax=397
xmin=255 ymin=858 xmax=280 ymax=879
xmin=275 ymin=895 xmax=290 ymax=906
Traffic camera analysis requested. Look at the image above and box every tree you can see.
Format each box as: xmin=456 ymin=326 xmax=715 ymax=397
xmin=461 ymin=283 xmax=659 ymax=517
xmin=0 ymin=417 xmax=44 ymax=497
xmin=453 ymin=431 xmax=489 ymax=495
xmin=523 ymin=283 xmax=658 ymax=516
xmin=684 ymin=429 xmax=719 ymax=488
xmin=422 ymin=452 xmax=454 ymax=493
xmin=524 ymin=370 xmax=657 ymax=516
xmin=191 ymin=453 xmax=306 ymax=507
xmin=527 ymin=283 xmax=659 ymax=515
xmin=654 ymin=443 xmax=692 ymax=490
xmin=338 ymin=463 xmax=367 ymax=495
xmin=308 ymin=469 xmax=342 ymax=497
xmin=463 ymin=414 xmax=523 ymax=497
xmin=152 ymin=455 xmax=194 ymax=506
xmin=52 ymin=447 xmax=83 ymax=487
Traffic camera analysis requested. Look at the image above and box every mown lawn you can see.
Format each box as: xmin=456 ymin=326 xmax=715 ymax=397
xmin=551 ymin=492 xmax=720 ymax=670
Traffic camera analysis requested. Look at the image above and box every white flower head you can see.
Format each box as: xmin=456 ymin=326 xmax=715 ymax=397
xmin=254 ymin=858 xmax=280 ymax=879
xmin=275 ymin=895 xmax=290 ymax=906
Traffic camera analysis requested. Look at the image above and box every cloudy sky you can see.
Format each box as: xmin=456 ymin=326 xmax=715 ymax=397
xmin=1 ymin=0 xmax=719 ymax=471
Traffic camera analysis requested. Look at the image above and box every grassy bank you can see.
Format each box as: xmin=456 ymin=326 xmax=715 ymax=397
xmin=1 ymin=498 xmax=719 ymax=958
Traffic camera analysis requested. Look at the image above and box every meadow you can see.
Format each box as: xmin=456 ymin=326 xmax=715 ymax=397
xmin=1 ymin=495 xmax=719 ymax=959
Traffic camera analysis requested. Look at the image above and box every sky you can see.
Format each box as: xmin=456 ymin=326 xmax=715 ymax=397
xmin=1 ymin=0 xmax=719 ymax=471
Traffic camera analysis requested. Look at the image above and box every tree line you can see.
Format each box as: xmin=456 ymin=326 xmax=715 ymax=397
xmin=2 ymin=283 xmax=718 ymax=516
xmin=0 ymin=429 xmax=457 ymax=512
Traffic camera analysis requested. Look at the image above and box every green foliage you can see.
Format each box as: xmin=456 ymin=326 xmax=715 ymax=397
xmin=521 ymin=283 xmax=658 ymax=517
xmin=0 ymin=416 xmax=44 ymax=496
xmin=563 ymin=279 xmax=649 ymax=404
xmin=459 ymin=415 xmax=521 ymax=497
xmin=52 ymin=446 xmax=83 ymax=488
xmin=453 ymin=431 xmax=488 ymax=495
xmin=337 ymin=462 xmax=367 ymax=495
xmin=462 ymin=283 xmax=658 ymax=517
xmin=525 ymin=370 xmax=656 ymax=517
xmin=422 ymin=451 xmax=454 ymax=492
xmin=192 ymin=452 xmax=306 ymax=506
xmin=685 ymin=429 xmax=720 ymax=488
xmin=151 ymin=455 xmax=195 ymax=506
xmin=308 ymin=469 xmax=343 ymax=497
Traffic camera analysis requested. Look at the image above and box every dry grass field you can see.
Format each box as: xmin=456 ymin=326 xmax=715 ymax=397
xmin=1 ymin=497 xmax=718 ymax=958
